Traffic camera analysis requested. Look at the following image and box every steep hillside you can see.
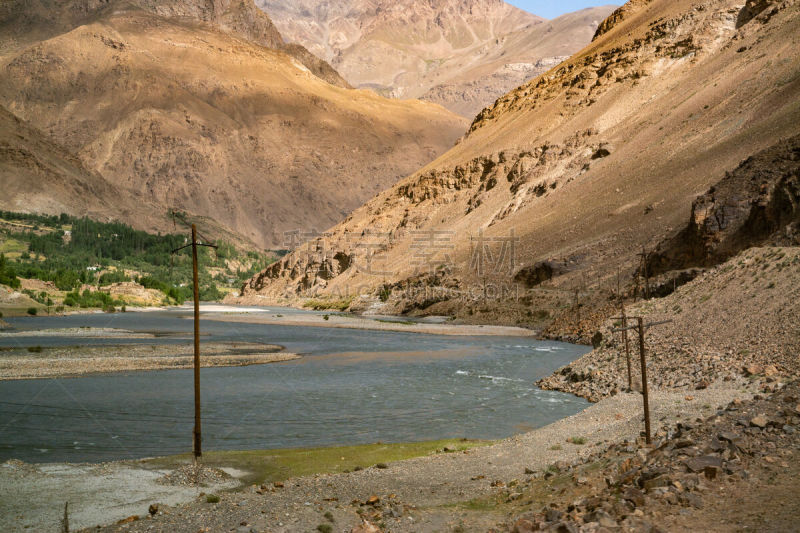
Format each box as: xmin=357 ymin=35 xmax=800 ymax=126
xmin=0 ymin=0 xmax=467 ymax=248
xmin=239 ymin=0 xmax=800 ymax=321
xmin=0 ymin=105 xmax=144 ymax=226
xmin=257 ymin=0 xmax=616 ymax=116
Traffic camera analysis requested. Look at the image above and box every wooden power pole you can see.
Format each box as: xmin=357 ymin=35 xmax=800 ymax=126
xmin=191 ymin=224 xmax=202 ymax=460
xmin=611 ymin=317 xmax=672 ymax=445
xmin=172 ymin=223 xmax=216 ymax=461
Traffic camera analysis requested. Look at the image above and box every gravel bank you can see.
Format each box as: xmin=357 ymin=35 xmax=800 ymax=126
xmin=202 ymin=311 xmax=538 ymax=337
xmin=0 ymin=342 xmax=298 ymax=380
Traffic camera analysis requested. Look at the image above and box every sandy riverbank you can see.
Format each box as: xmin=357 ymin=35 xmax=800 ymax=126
xmin=0 ymin=342 xmax=299 ymax=380
xmin=201 ymin=309 xmax=539 ymax=337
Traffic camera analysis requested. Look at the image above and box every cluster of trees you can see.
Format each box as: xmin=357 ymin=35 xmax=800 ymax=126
xmin=0 ymin=212 xmax=273 ymax=306
xmin=0 ymin=254 xmax=20 ymax=288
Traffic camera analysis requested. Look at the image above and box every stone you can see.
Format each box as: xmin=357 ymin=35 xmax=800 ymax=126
xmin=548 ymin=522 xmax=579 ymax=533
xmin=273 ymin=481 xmax=284 ymax=488
xmin=623 ymin=487 xmax=646 ymax=507
xmin=684 ymin=456 xmax=723 ymax=473
xmin=148 ymin=503 xmax=159 ymax=516
xmin=643 ymin=475 xmax=671 ymax=491
xmin=743 ymin=364 xmax=763 ymax=376
xmin=513 ymin=518 xmax=537 ymax=533
xmin=703 ymin=466 xmax=719 ymax=480
xmin=591 ymin=510 xmax=618 ymax=528
xmin=679 ymin=492 xmax=704 ymax=509
xmin=545 ymin=507 xmax=563 ymax=522
xmin=366 ymin=495 xmax=380 ymax=506
xmin=351 ymin=520 xmax=380 ymax=533
xmin=750 ymin=416 xmax=768 ymax=428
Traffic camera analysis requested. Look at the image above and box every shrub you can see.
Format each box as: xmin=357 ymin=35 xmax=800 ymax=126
xmin=379 ymin=285 xmax=391 ymax=302
xmin=27 ymin=346 xmax=43 ymax=353
xmin=567 ymin=436 xmax=586 ymax=445
xmin=206 ymin=494 xmax=220 ymax=503
xmin=26 ymin=307 xmax=37 ymax=316
xmin=317 ymin=525 xmax=332 ymax=533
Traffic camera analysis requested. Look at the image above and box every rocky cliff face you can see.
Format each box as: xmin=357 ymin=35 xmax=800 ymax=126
xmin=239 ymin=0 xmax=800 ymax=323
xmin=257 ymin=0 xmax=616 ymax=116
xmin=648 ymin=135 xmax=800 ymax=273
xmin=0 ymin=0 xmax=466 ymax=247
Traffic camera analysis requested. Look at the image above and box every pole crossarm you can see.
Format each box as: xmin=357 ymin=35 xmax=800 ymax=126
xmin=610 ymin=318 xmax=672 ymax=333
xmin=171 ymin=242 xmax=217 ymax=254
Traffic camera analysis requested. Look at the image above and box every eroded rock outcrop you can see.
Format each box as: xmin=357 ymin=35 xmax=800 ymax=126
xmin=647 ymin=135 xmax=800 ymax=274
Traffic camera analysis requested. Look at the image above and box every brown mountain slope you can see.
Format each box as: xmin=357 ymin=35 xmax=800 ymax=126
xmin=0 ymin=105 xmax=143 ymax=225
xmin=0 ymin=0 xmax=466 ymax=248
xmin=258 ymin=0 xmax=617 ymax=117
xmin=0 ymin=0 xmax=352 ymax=89
xmin=239 ymin=0 xmax=800 ymax=318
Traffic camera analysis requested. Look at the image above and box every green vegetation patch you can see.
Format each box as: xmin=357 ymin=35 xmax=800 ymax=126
xmin=0 ymin=211 xmax=277 ymax=308
xmin=303 ymin=296 xmax=354 ymax=311
xmin=147 ymin=439 xmax=487 ymax=485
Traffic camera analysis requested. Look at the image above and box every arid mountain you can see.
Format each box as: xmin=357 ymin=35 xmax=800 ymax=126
xmin=0 ymin=0 xmax=467 ymax=248
xmin=239 ymin=0 xmax=800 ymax=322
xmin=257 ymin=0 xmax=617 ymax=117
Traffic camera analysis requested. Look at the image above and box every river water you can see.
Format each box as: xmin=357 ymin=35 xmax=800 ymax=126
xmin=0 ymin=307 xmax=590 ymax=462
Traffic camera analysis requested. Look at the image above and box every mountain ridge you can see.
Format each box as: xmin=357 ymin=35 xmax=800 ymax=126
xmin=0 ymin=0 xmax=467 ymax=248
xmin=238 ymin=0 xmax=800 ymax=325
xmin=257 ymin=0 xmax=617 ymax=116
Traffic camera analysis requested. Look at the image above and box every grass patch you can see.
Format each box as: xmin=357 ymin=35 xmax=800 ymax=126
xmin=146 ymin=439 xmax=488 ymax=485
xmin=375 ymin=319 xmax=415 ymax=325
xmin=566 ymin=436 xmax=587 ymax=445
xmin=549 ymin=444 xmax=562 ymax=451
xmin=206 ymin=494 xmax=220 ymax=503
xmin=303 ymin=297 xmax=354 ymax=311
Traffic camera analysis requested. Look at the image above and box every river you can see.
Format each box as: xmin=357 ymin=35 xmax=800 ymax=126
xmin=0 ymin=307 xmax=590 ymax=462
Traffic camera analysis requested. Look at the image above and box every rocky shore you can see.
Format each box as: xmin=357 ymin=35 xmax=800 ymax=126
xmin=507 ymin=380 xmax=800 ymax=532
xmin=539 ymin=247 xmax=799 ymax=402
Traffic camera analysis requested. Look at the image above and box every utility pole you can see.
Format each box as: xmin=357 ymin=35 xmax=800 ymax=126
xmin=171 ymin=223 xmax=216 ymax=461
xmin=621 ymin=303 xmax=632 ymax=390
xmin=638 ymin=247 xmax=651 ymax=299
xmin=611 ymin=317 xmax=672 ymax=445
xmin=637 ymin=317 xmax=651 ymax=444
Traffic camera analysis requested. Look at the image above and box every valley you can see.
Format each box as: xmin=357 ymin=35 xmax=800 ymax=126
xmin=0 ymin=0 xmax=798 ymax=531
xmin=258 ymin=0 xmax=618 ymax=116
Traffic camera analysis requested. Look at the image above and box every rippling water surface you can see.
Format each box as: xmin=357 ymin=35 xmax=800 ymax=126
xmin=0 ymin=307 xmax=590 ymax=462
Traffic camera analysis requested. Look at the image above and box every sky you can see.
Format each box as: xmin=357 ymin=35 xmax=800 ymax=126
xmin=506 ymin=1 xmax=618 ymax=19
